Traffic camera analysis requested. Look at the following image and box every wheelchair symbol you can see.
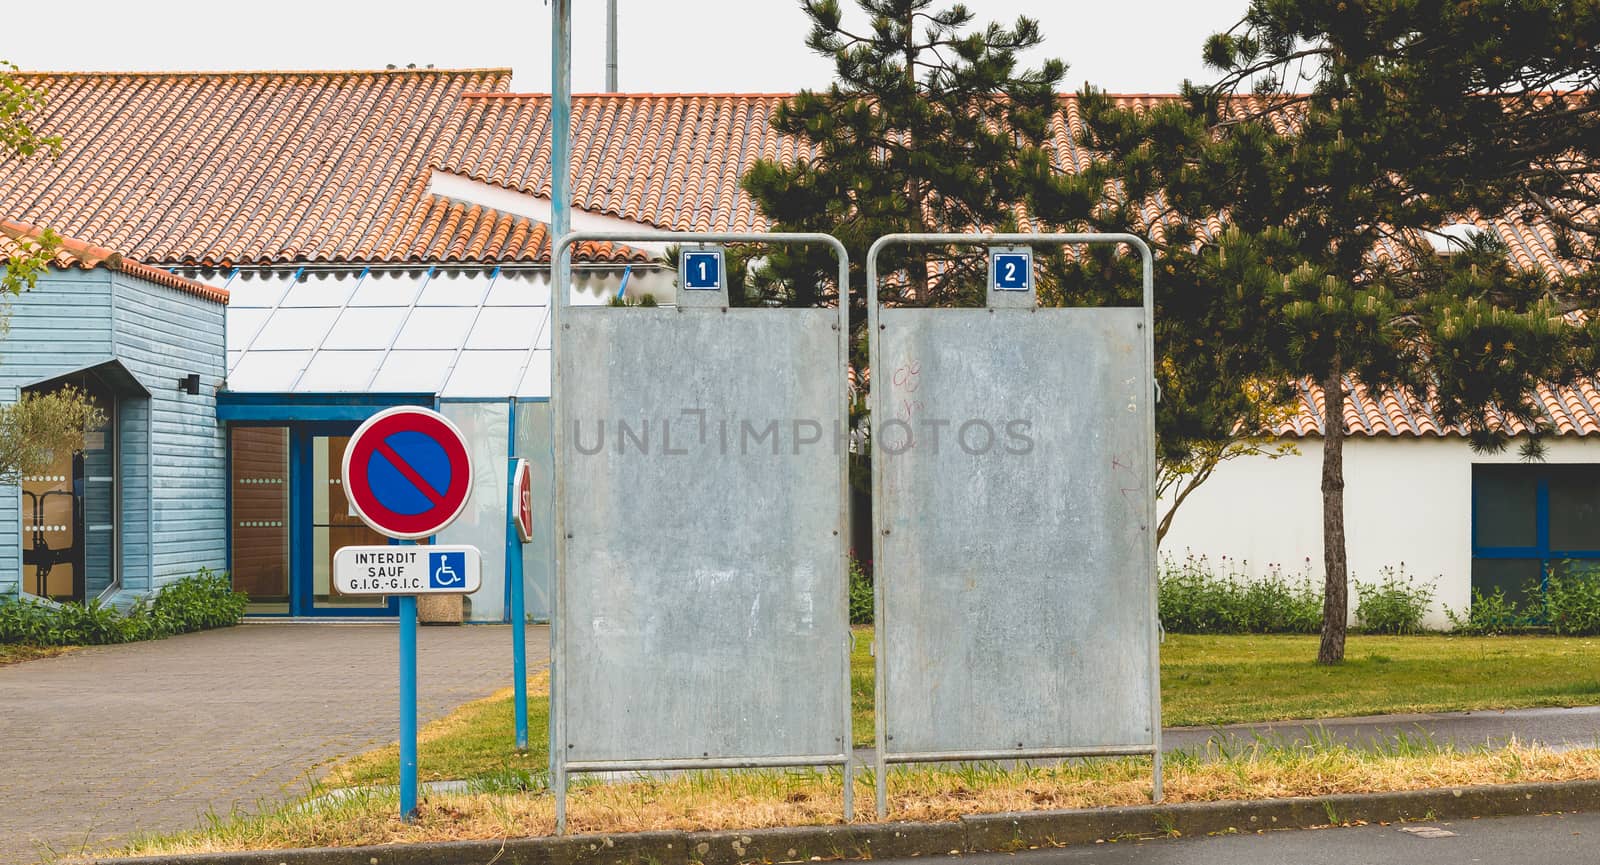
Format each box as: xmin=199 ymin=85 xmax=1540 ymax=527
xmin=428 ymin=552 xmax=466 ymax=589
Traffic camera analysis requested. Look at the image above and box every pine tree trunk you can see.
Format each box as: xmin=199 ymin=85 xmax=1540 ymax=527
xmin=1318 ymin=362 xmax=1349 ymax=665
xmin=902 ymin=7 xmax=929 ymax=304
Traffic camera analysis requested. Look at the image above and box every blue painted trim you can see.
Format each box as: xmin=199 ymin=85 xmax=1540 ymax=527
xmin=218 ymin=392 xmax=434 ymax=422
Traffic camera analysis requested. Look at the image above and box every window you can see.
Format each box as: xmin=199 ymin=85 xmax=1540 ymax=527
xmin=1472 ymin=464 xmax=1600 ymax=606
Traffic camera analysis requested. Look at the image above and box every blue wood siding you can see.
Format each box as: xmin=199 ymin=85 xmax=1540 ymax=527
xmin=0 ymin=271 xmax=116 ymax=598
xmin=111 ymin=276 xmax=228 ymax=591
xmin=0 ymin=266 xmax=226 ymax=599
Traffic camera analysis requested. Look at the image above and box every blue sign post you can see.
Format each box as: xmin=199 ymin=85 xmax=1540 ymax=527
xmin=398 ymin=577 xmax=418 ymax=820
xmin=506 ymin=457 xmax=534 ymax=750
xmin=342 ymin=407 xmax=475 ymax=823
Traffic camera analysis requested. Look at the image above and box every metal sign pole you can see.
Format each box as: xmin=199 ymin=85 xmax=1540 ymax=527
xmin=550 ymin=230 xmax=853 ymax=833
xmin=865 ymin=232 xmax=1162 ymax=819
xmin=548 ymin=0 xmax=574 ymax=834
xmin=399 ymin=581 xmax=419 ymax=821
xmin=507 ymin=456 xmax=529 ymax=750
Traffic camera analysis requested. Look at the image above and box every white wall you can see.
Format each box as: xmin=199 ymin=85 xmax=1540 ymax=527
xmin=1158 ymin=435 xmax=1600 ymax=629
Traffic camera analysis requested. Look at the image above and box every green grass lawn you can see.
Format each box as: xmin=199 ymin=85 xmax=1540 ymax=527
xmin=327 ymin=628 xmax=1600 ymax=789
xmin=1161 ymin=631 xmax=1600 ymax=726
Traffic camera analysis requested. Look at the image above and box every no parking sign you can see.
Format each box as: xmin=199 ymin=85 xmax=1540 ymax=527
xmin=334 ymin=405 xmax=481 ymax=823
xmin=342 ymin=407 xmax=473 ymax=540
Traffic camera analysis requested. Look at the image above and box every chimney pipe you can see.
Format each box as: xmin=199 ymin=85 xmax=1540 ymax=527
xmin=606 ymin=0 xmax=618 ymax=91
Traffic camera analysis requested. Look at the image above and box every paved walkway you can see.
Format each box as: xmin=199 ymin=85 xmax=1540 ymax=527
xmin=0 ymin=622 xmax=542 ymax=864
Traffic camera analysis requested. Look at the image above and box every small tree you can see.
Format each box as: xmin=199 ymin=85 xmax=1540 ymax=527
xmin=1 ymin=62 xmax=104 ymax=488
xmin=1049 ymin=10 xmax=1600 ymax=663
xmin=0 ymin=386 xmax=105 ymax=485
xmin=1 ymin=61 xmax=62 ymax=298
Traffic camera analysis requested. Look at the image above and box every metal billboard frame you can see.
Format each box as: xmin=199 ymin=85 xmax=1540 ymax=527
xmin=550 ymin=231 xmax=853 ymax=834
xmin=865 ymin=232 xmax=1162 ymax=819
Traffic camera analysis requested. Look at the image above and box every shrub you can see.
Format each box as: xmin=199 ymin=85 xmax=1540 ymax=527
xmin=849 ymin=554 xmax=873 ymax=625
xmin=1543 ymin=563 xmax=1600 ymax=636
xmin=1353 ymin=567 xmax=1435 ymax=635
xmin=1158 ymin=553 xmax=1321 ymax=634
xmin=150 ymin=568 xmax=249 ymax=632
xmin=1445 ymin=587 xmax=1533 ymax=635
xmin=0 ymin=569 xmax=247 ymax=646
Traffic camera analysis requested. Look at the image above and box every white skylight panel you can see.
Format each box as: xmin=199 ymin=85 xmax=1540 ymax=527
xmin=321 ymin=306 xmax=410 ymax=350
xmin=516 ymin=350 xmax=552 ymax=398
xmin=295 ymin=350 xmax=386 ymax=392
xmin=465 ymin=306 xmax=544 ymax=350
xmin=225 ymin=273 xmax=295 ymax=308
xmin=251 ymin=307 xmax=340 ymax=350
xmin=280 ymin=271 xmax=361 ymax=307
xmin=349 ymin=270 xmax=430 ymax=307
xmin=369 ymin=349 xmax=456 ymax=392
xmin=393 ymin=307 xmax=478 ymax=349
xmin=417 ymin=271 xmax=493 ymax=306
xmin=486 ymin=271 xmax=552 ymax=306
xmin=225 ymin=307 xmax=272 ymax=353
xmin=441 ymin=350 xmax=527 ymax=397
xmin=228 ymin=350 xmax=312 ymax=392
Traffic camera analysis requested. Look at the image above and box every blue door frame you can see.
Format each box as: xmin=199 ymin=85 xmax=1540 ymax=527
xmin=222 ymin=393 xmax=434 ymax=618
xmin=290 ymin=423 xmax=401 ymax=617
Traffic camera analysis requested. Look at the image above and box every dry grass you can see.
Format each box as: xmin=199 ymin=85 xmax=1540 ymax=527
xmin=323 ymin=672 xmax=550 ymax=789
xmin=0 ymin=643 xmax=72 ymax=666
xmin=124 ymin=740 xmax=1600 ymax=856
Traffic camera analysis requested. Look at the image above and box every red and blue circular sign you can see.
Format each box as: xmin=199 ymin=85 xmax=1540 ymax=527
xmin=342 ymin=407 xmax=473 ymax=540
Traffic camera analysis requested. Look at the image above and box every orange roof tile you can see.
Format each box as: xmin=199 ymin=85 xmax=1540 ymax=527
xmin=0 ymin=69 xmax=642 ymax=267
xmin=0 ymin=219 xmax=227 ymax=303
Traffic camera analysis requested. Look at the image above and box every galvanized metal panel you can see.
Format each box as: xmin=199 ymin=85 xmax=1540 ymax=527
xmin=558 ymin=306 xmax=848 ymax=764
xmin=876 ymin=306 xmax=1156 ymax=756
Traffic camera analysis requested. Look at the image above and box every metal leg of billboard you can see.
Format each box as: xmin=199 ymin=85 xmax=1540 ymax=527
xmin=550 ymin=231 xmax=854 ymax=835
xmin=865 ymin=233 xmax=1163 ymax=820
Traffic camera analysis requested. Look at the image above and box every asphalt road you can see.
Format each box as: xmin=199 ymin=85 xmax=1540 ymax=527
xmin=900 ymin=811 xmax=1600 ymax=865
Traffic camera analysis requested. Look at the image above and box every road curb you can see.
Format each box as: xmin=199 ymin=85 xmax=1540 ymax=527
xmin=86 ymin=780 xmax=1600 ymax=865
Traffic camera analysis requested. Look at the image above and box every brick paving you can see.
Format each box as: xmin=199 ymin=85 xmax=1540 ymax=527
xmin=0 ymin=622 xmax=543 ymax=863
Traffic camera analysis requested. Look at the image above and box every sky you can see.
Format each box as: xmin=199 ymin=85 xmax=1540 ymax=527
xmin=3 ymin=0 xmax=1250 ymax=94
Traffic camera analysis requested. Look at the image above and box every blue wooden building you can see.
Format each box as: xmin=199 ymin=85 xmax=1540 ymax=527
xmin=0 ymin=227 xmax=229 ymax=605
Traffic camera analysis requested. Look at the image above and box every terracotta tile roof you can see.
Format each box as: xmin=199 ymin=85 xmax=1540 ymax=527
xmin=1268 ymin=376 xmax=1600 ymax=438
xmin=439 ymin=93 xmax=815 ymax=231
xmin=437 ymin=92 xmax=1575 ymax=283
xmin=0 ymin=219 xmax=227 ymax=303
xmin=0 ymin=69 xmax=645 ymax=266
xmin=4 ymin=79 xmax=1591 ymax=435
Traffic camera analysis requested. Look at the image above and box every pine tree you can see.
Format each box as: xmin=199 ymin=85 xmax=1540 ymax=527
xmin=1044 ymin=5 xmax=1600 ymax=663
xmin=741 ymin=0 xmax=1066 ymax=311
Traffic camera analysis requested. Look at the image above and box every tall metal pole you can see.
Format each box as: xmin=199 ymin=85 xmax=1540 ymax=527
xmin=606 ymin=0 xmax=619 ymax=91
xmin=549 ymin=0 xmax=573 ymax=837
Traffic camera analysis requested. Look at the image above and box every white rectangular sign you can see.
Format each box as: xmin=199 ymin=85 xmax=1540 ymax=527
xmin=333 ymin=545 xmax=482 ymax=595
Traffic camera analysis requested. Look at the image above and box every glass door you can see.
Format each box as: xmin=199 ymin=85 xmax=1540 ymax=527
xmin=303 ymin=431 xmax=395 ymax=615
xmin=21 ymin=376 xmax=116 ymax=602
